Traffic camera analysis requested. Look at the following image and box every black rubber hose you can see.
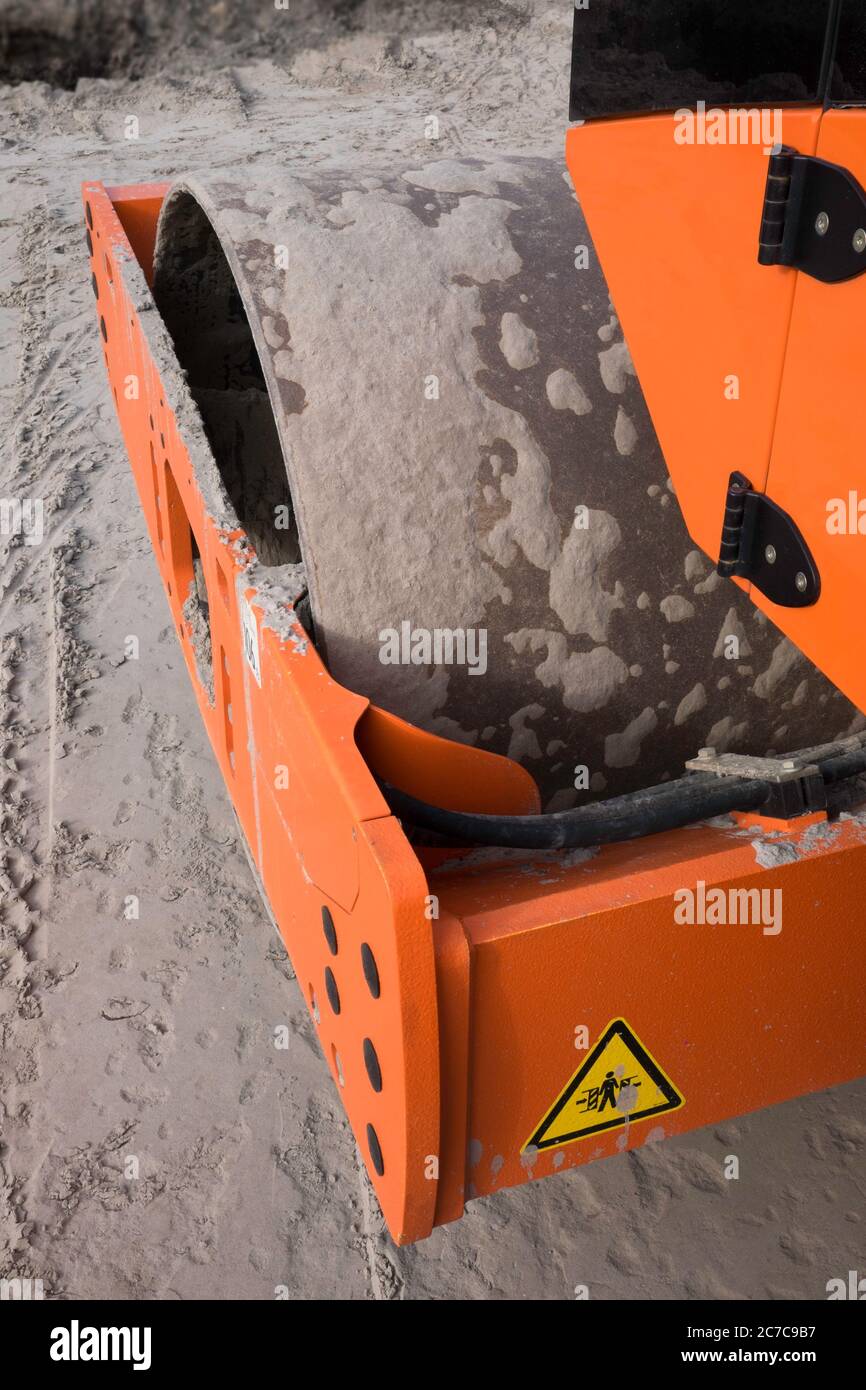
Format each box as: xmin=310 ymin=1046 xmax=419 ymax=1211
xmin=383 ymin=773 xmax=771 ymax=850
xmin=383 ymin=737 xmax=866 ymax=850
xmin=817 ymin=748 xmax=866 ymax=784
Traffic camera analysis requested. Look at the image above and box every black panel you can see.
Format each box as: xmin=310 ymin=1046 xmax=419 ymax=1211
xmin=830 ymin=0 xmax=866 ymax=103
xmin=571 ymin=1 xmax=836 ymax=121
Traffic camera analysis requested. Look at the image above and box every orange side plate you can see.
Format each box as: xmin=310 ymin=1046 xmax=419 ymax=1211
xmin=84 ymin=180 xmax=866 ymax=1242
xmin=566 ymin=105 xmax=866 ymax=727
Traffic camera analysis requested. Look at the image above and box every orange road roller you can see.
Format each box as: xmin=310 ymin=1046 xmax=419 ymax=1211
xmin=83 ymin=2 xmax=866 ymax=1242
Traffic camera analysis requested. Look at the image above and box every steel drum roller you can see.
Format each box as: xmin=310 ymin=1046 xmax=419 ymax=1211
xmin=152 ymin=157 xmax=855 ymax=805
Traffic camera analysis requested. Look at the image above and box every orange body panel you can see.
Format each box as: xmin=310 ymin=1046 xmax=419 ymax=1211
xmin=356 ymin=705 xmax=541 ymax=817
xmin=104 ymin=183 xmax=169 ymax=283
xmin=86 ymin=178 xmax=866 ymax=1243
xmin=565 ymin=110 xmax=822 ymax=560
xmin=87 ymin=181 xmax=442 ymax=1242
xmin=430 ymin=910 xmax=471 ymax=1227
xmin=761 ymin=109 xmax=866 ymax=717
xmin=432 ymin=818 xmax=866 ymax=1201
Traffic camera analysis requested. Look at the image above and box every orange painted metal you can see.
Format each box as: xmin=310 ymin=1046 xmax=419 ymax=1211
xmin=430 ymin=910 xmax=472 ymax=1228
xmin=86 ymin=181 xmax=445 ymax=1242
xmin=567 ymin=102 xmax=866 ymax=788
xmin=760 ymin=108 xmax=866 ymax=720
xmin=356 ymin=705 xmax=540 ymax=817
xmin=85 ymin=177 xmax=866 ymax=1244
xmin=103 ymin=184 xmax=167 ymax=282
xmin=430 ymin=817 xmax=866 ymax=1203
xmin=733 ymin=808 xmax=828 ymax=833
xmin=565 ymin=109 xmax=823 ymax=562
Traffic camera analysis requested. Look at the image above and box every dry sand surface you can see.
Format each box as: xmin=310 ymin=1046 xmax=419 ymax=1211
xmin=1 ymin=0 xmax=864 ymax=1300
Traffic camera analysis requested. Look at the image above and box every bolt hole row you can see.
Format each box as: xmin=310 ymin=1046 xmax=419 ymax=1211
xmin=313 ymin=907 xmax=385 ymax=1174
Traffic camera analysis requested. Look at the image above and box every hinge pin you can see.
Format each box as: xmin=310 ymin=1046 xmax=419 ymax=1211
xmin=716 ymin=470 xmax=820 ymax=608
xmin=759 ymin=147 xmax=866 ymax=281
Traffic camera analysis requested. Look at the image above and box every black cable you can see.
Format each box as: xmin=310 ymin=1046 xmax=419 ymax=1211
xmin=383 ymin=773 xmax=770 ymax=850
xmin=816 ymin=748 xmax=866 ymax=784
xmin=382 ymin=739 xmax=866 ymax=851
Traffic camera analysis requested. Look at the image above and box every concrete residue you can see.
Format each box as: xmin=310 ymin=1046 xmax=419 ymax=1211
xmin=753 ymin=637 xmax=805 ymax=700
xmin=660 ymin=595 xmax=696 ymax=624
xmin=403 ymin=158 xmax=527 ymax=197
xmin=507 ymin=629 xmax=628 ymax=713
xmin=499 ymin=311 xmax=539 ymax=370
xmin=685 ymin=550 xmax=708 ymax=583
xmin=545 ymin=366 xmax=592 ymax=415
xmin=548 ymin=513 xmax=625 ymax=641
xmin=694 ymin=568 xmax=722 ymax=595
xmin=598 ymin=340 xmax=636 ymax=394
xmin=674 ymin=682 xmax=707 ymax=726
xmin=751 ymin=838 xmax=800 ymax=869
xmin=507 ymin=703 xmax=545 ymax=761
xmin=703 ymin=715 xmax=749 ymax=753
xmin=605 ymin=706 xmax=659 ymax=768
xmin=613 ymin=406 xmax=637 ymax=456
xmin=182 ymin=581 xmax=215 ymax=705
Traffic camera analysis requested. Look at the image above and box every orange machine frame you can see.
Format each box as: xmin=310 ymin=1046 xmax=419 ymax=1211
xmin=566 ymin=104 xmax=866 ymax=726
xmin=84 ymin=178 xmax=866 ymax=1245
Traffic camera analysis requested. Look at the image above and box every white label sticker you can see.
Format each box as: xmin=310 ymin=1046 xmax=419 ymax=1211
xmin=241 ymin=595 xmax=262 ymax=686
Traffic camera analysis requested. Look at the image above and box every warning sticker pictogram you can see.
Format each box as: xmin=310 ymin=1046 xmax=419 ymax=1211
xmin=524 ymin=1018 xmax=684 ymax=1152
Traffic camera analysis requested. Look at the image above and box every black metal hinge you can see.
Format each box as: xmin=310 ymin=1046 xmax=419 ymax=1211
xmin=717 ymin=471 xmax=820 ymax=608
xmin=758 ymin=146 xmax=866 ymax=283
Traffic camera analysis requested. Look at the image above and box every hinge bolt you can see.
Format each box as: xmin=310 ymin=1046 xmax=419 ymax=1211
xmin=795 ymin=571 xmax=808 ymax=593
xmin=765 ymin=544 xmax=777 ymax=564
xmin=782 ymin=759 xmax=797 ymax=770
xmin=854 ymin=228 xmax=866 ymax=254
xmin=815 ymin=211 xmax=830 ymax=236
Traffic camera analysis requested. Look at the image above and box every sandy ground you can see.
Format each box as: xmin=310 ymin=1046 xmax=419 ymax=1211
xmin=1 ymin=0 xmax=864 ymax=1300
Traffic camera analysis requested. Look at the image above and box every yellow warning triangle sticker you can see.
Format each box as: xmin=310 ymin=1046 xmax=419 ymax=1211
xmin=524 ymin=1018 xmax=684 ymax=1153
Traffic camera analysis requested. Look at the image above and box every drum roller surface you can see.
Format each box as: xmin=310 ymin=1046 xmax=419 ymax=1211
xmin=151 ymin=157 xmax=855 ymax=805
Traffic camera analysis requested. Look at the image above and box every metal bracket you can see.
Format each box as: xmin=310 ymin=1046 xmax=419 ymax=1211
xmin=716 ymin=471 xmax=820 ymax=608
xmin=758 ymin=146 xmax=866 ymax=283
xmin=685 ymin=750 xmax=819 ymax=783
xmin=685 ymin=748 xmax=827 ymax=820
